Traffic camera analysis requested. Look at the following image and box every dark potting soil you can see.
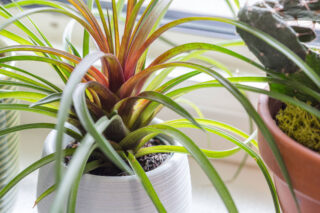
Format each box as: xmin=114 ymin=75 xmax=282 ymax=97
xmin=65 ymin=138 xmax=170 ymax=176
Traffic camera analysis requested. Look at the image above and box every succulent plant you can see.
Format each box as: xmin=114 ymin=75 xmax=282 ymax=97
xmin=237 ymin=0 xmax=320 ymax=104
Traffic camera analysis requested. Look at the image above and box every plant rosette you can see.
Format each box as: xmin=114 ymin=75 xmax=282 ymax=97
xmin=37 ymin=121 xmax=192 ymax=213
xmin=258 ymin=95 xmax=320 ymax=213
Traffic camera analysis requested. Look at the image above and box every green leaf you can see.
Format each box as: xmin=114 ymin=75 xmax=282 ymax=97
xmin=165 ymin=120 xmax=280 ymax=212
xmin=118 ymin=0 xmax=145 ymax=66
xmin=124 ymin=0 xmax=173 ymax=79
xmin=0 ymin=68 xmax=56 ymax=92
xmin=119 ymin=127 xmax=162 ymax=149
xmin=149 ymin=124 xmax=238 ymax=212
xmin=0 ymin=55 xmax=74 ymax=80
xmin=67 ymin=159 xmax=106 ymax=212
xmin=112 ymin=0 xmax=120 ymax=55
xmin=134 ymin=133 xmax=160 ymax=151
xmin=0 ymin=29 xmax=32 ymax=45
xmin=0 ymin=123 xmax=81 ymax=140
xmin=15 ymin=1 xmax=55 ymax=49
xmin=0 ymin=3 xmax=71 ymax=83
xmin=135 ymin=145 xmax=240 ymax=159
xmin=80 ymin=81 xmax=119 ymax=113
xmin=119 ymin=123 xmax=237 ymax=212
xmin=193 ymin=55 xmax=233 ymax=77
xmin=149 ymin=42 xmax=262 ymax=68
xmin=0 ymin=148 xmax=75 ymax=199
xmin=116 ymin=0 xmax=125 ymax=15
xmin=94 ymin=0 xmax=113 ymax=54
xmin=0 ymin=80 xmax=54 ymax=94
xmin=224 ymin=0 xmax=236 ymax=17
xmin=166 ymin=80 xmax=320 ymax=119
xmin=63 ymin=20 xmax=78 ymax=57
xmin=0 ymin=5 xmax=46 ymax=47
xmin=34 ymin=185 xmax=56 ymax=208
xmin=126 ymin=151 xmax=166 ymax=213
xmin=30 ymin=93 xmax=62 ymax=108
xmin=0 ymin=7 xmax=59 ymax=31
xmin=114 ymin=91 xmax=203 ymax=131
xmin=0 ymin=63 xmax=61 ymax=92
xmin=176 ymin=98 xmax=204 ymax=119
xmin=0 ymin=90 xmax=47 ymax=103
xmin=54 ymin=51 xmax=106 ymax=182
xmin=165 ymin=118 xmax=258 ymax=148
xmin=235 ymin=84 xmax=320 ymax=119
xmin=51 ymin=116 xmax=111 ymax=212
xmin=144 ymin=51 xmax=206 ymax=92
xmin=155 ymin=71 xmax=201 ymax=93
xmin=82 ymin=0 xmax=94 ymax=57
xmin=65 ymin=39 xmax=81 ymax=58
xmin=72 ymin=82 xmax=133 ymax=174
xmin=4 ymin=0 xmax=69 ymax=10
xmin=0 ymin=5 xmax=102 ymax=49
xmin=51 ymin=142 xmax=96 ymax=213
xmin=0 ymin=103 xmax=57 ymax=117
xmin=68 ymin=0 xmax=111 ymax=53
xmin=233 ymin=0 xmax=240 ymax=8
xmin=35 ymin=160 xmax=103 ymax=208
xmin=0 ymin=45 xmax=108 ymax=85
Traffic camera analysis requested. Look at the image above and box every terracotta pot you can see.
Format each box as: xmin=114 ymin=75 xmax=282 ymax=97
xmin=37 ymin=121 xmax=192 ymax=213
xmin=258 ymin=95 xmax=320 ymax=213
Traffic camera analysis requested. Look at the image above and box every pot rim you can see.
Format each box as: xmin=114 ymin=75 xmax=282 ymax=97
xmin=43 ymin=125 xmax=185 ymax=182
xmin=259 ymin=94 xmax=320 ymax=162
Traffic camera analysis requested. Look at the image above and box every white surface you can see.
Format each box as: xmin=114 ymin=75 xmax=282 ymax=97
xmin=12 ymin=119 xmax=274 ymax=213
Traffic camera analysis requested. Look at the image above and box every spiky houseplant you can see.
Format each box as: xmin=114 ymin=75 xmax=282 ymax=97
xmin=236 ymin=0 xmax=320 ymax=212
xmin=0 ymin=0 xmax=317 ymax=212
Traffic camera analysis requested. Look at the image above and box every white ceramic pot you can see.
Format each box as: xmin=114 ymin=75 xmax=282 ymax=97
xmin=37 ymin=127 xmax=192 ymax=212
xmin=0 ymin=38 xmax=19 ymax=213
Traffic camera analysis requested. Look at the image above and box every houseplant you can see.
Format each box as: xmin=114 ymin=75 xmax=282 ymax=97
xmin=0 ymin=0 xmax=316 ymax=212
xmin=0 ymin=38 xmax=20 ymax=213
xmin=236 ymin=1 xmax=320 ymax=212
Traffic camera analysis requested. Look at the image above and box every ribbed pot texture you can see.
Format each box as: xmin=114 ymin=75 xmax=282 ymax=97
xmin=37 ymin=126 xmax=192 ymax=212
xmin=258 ymin=95 xmax=320 ymax=213
xmin=0 ymin=39 xmax=19 ymax=213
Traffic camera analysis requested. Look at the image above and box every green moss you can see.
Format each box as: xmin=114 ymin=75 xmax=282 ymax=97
xmin=276 ymin=103 xmax=320 ymax=152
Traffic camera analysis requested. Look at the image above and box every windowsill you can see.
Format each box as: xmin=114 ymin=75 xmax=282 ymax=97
xmin=13 ymin=126 xmax=274 ymax=213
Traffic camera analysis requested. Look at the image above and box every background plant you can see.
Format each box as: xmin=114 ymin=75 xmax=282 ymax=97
xmin=237 ymin=0 xmax=320 ymax=150
xmin=0 ymin=0 xmax=318 ymax=212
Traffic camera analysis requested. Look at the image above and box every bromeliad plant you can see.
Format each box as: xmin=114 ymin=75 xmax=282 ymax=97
xmin=0 ymin=0 xmax=319 ymax=212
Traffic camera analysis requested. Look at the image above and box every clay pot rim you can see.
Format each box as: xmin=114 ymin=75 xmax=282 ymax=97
xmin=259 ymin=94 xmax=320 ymax=162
